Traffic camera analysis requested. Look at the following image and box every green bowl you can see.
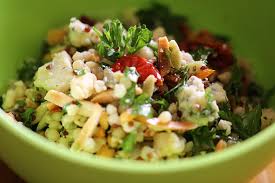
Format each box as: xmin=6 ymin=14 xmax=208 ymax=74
xmin=0 ymin=0 xmax=275 ymax=183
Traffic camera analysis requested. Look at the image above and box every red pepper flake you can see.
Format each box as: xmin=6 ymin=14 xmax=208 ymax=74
xmin=200 ymin=66 xmax=207 ymax=70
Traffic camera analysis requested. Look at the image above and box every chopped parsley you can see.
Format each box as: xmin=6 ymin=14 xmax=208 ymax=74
xmin=219 ymin=103 xmax=262 ymax=139
xmin=126 ymin=25 xmax=152 ymax=54
xmin=190 ymin=126 xmax=215 ymax=154
xmin=190 ymin=47 xmax=213 ymax=61
xmin=225 ymin=64 xmax=242 ymax=97
xmin=95 ymin=19 xmax=152 ymax=61
xmin=20 ymin=108 xmax=35 ymax=128
xmin=18 ymin=58 xmax=43 ymax=82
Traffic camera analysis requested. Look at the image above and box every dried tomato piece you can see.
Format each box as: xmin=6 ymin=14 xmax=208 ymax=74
xmin=79 ymin=15 xmax=96 ymax=26
xmin=112 ymin=55 xmax=163 ymax=86
xmin=179 ymin=30 xmax=234 ymax=70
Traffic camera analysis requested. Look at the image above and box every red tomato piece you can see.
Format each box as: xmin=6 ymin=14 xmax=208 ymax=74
xmin=112 ymin=55 xmax=163 ymax=86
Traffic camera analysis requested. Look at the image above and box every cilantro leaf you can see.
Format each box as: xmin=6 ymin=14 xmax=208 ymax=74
xmin=122 ymin=131 xmax=137 ymax=153
xmin=126 ymin=25 xmax=152 ymax=54
xmin=190 ymin=126 xmax=215 ymax=154
xmin=21 ymin=108 xmax=35 ymax=128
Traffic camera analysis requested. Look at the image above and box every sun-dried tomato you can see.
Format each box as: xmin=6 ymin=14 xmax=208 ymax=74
xmin=112 ymin=55 xmax=163 ymax=86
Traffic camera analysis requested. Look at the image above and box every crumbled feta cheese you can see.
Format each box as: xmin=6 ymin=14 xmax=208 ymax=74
xmin=72 ymin=49 xmax=100 ymax=62
xmin=72 ymin=60 xmax=91 ymax=73
xmin=181 ymin=50 xmax=194 ymax=63
xmin=94 ymin=80 xmax=107 ymax=93
xmin=70 ymin=73 xmax=97 ymax=100
xmin=135 ymin=46 xmax=155 ymax=60
xmin=69 ymin=18 xmax=99 ymax=47
xmin=153 ymin=132 xmax=185 ymax=158
xmin=34 ymin=51 xmax=74 ymax=92
xmin=176 ymin=76 xmax=219 ymax=125
xmin=106 ymin=104 xmax=117 ymax=115
xmin=217 ymin=120 xmax=232 ymax=135
xmin=113 ymin=84 xmax=127 ymax=98
xmin=209 ymin=83 xmax=228 ymax=103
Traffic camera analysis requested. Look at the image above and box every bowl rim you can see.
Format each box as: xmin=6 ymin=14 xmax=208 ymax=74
xmin=0 ymin=109 xmax=275 ymax=174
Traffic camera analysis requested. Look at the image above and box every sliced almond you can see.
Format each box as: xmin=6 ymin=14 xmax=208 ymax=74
xmin=91 ymin=90 xmax=117 ymax=104
xmin=44 ymin=90 xmax=74 ymax=107
xmin=146 ymin=118 xmax=198 ymax=132
xmin=71 ymin=103 xmax=103 ymax=151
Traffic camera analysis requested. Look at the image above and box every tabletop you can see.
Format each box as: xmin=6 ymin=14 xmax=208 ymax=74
xmin=0 ymin=160 xmax=275 ymax=183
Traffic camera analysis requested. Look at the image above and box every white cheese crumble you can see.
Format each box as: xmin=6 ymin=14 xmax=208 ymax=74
xmin=70 ymin=73 xmax=97 ymax=100
xmin=176 ymin=76 xmax=219 ymax=125
xmin=34 ymin=51 xmax=74 ymax=92
xmin=217 ymin=120 xmax=232 ymax=135
xmin=209 ymin=82 xmax=228 ymax=103
xmin=153 ymin=132 xmax=185 ymax=158
xmin=69 ymin=18 xmax=99 ymax=47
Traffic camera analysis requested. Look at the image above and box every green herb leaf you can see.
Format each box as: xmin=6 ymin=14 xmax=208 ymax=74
xmin=74 ymin=69 xmax=86 ymax=76
xmin=225 ymin=64 xmax=242 ymax=97
xmin=132 ymin=94 xmax=152 ymax=117
xmin=95 ymin=19 xmax=153 ymax=61
xmin=190 ymin=47 xmax=213 ymax=61
xmin=219 ymin=103 xmax=262 ymax=139
xmin=120 ymin=83 xmax=136 ymax=107
xmin=164 ymin=67 xmax=189 ymax=98
xmin=21 ymin=108 xmax=35 ymax=128
xmin=122 ymin=131 xmax=137 ymax=153
xmin=95 ymin=19 xmax=127 ymax=61
xmin=190 ymin=126 xmax=215 ymax=154
xmin=126 ymin=25 xmax=152 ymax=54
xmin=18 ymin=58 xmax=43 ymax=82
xmin=152 ymin=98 xmax=169 ymax=114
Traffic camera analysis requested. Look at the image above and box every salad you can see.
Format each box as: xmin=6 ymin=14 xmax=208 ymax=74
xmin=1 ymin=3 xmax=275 ymax=161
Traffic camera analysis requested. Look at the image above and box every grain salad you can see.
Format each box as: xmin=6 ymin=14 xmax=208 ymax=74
xmin=1 ymin=3 xmax=275 ymax=161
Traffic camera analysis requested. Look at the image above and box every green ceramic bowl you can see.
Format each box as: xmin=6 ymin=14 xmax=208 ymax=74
xmin=0 ymin=0 xmax=275 ymax=183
